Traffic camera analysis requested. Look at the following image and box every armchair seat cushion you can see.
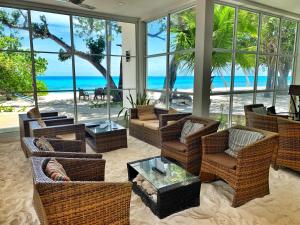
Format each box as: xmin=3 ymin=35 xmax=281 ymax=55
xmin=162 ymin=140 xmax=187 ymax=152
xmin=143 ymin=120 xmax=159 ymax=130
xmin=205 ymin=153 xmax=237 ymax=169
xmin=130 ymin=119 xmax=145 ymax=126
xmin=56 ymin=133 xmax=76 ymax=140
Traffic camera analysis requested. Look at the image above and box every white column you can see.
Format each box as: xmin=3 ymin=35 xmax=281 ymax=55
xmin=193 ymin=0 xmax=214 ymax=117
xmin=137 ymin=20 xmax=146 ymax=94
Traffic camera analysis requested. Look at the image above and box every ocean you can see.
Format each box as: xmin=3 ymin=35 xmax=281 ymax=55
xmin=37 ymin=75 xmax=291 ymax=91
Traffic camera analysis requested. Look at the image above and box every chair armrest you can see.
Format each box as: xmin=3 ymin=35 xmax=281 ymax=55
xmin=47 ymin=139 xmax=84 ymax=152
xmin=160 ymin=119 xmax=186 ymax=142
xmin=40 ymin=112 xmax=59 ymax=117
xmin=44 ymin=118 xmax=74 ymax=126
xmin=201 ymin=129 xmax=229 ymax=154
xmin=29 ymin=151 xmax=102 ymax=159
xmin=159 ymin=113 xmax=191 ymax=127
xmin=58 ymin=157 xmax=106 ymax=181
xmin=35 ymin=182 xmax=132 ymax=224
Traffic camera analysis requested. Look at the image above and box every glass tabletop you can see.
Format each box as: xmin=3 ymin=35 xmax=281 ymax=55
xmin=85 ymin=120 xmax=125 ymax=134
xmin=129 ymin=156 xmax=198 ymax=190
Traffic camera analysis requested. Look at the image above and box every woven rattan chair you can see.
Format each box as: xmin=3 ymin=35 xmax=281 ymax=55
xmin=160 ymin=116 xmax=220 ymax=175
xmin=31 ymin=157 xmax=132 ymax=225
xmin=28 ymin=120 xmax=86 ymax=152
xmin=275 ymin=117 xmax=300 ymax=172
xmin=22 ymin=137 xmax=100 ymax=158
xmin=129 ymin=107 xmax=191 ymax=148
xmin=19 ymin=111 xmax=69 ymax=152
xmin=200 ymin=125 xmax=278 ymax=207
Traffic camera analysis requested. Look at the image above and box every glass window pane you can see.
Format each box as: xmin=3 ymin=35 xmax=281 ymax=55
xmin=213 ymin=4 xmax=235 ymax=49
xmin=234 ymin=53 xmax=256 ymax=91
xmin=170 ymin=52 xmax=194 ymax=93
xmin=209 ymin=95 xmax=230 ymax=129
xmin=0 ymin=7 xmax=30 ymax=50
xmin=31 ymin=11 xmax=71 ymax=52
xmin=280 ymin=19 xmax=297 ymax=55
xmin=211 ymin=52 xmax=232 ymax=92
xmin=169 ymin=93 xmax=193 ymax=112
xmin=232 ymin=93 xmax=253 ymax=125
xmin=38 ymin=91 xmax=74 ymax=118
xmin=147 ymin=17 xmax=167 ymax=55
xmin=236 ymin=10 xmax=258 ymax=51
xmin=276 ymin=57 xmax=294 ymax=90
xmin=35 ymin=53 xmax=73 ymax=91
xmin=147 ymin=91 xmax=166 ymax=108
xmin=113 ymin=89 xmax=136 ymax=125
xmin=170 ymin=7 xmax=195 ymax=52
xmin=73 ymin=16 xmax=106 ymax=54
xmin=75 ymin=55 xmax=107 ymax=91
xmin=147 ymin=56 xmax=166 ymax=90
xmin=260 ymin=15 xmax=280 ymax=54
xmin=107 ymin=21 xmax=122 ymax=56
xmin=257 ymin=55 xmax=277 ymax=91
xmin=255 ymin=92 xmax=273 ymax=108
xmin=0 ymin=52 xmax=34 ymax=92
xmin=275 ymin=92 xmax=291 ymax=114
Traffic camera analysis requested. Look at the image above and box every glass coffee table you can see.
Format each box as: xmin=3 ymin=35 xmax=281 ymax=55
xmin=85 ymin=120 xmax=127 ymax=152
xmin=127 ymin=156 xmax=200 ymax=218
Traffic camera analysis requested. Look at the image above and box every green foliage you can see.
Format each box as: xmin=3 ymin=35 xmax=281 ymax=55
xmin=0 ymin=105 xmax=14 ymax=112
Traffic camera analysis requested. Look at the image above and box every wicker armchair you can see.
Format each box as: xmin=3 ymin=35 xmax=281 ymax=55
xmin=31 ymin=157 xmax=132 ymax=225
xmin=22 ymin=137 xmax=100 ymax=158
xmin=275 ymin=117 xmax=300 ymax=172
xmin=19 ymin=111 xmax=68 ymax=152
xmin=29 ymin=119 xmax=86 ymax=151
xmin=129 ymin=107 xmax=191 ymax=148
xmin=160 ymin=116 xmax=220 ymax=175
xmin=200 ymin=126 xmax=278 ymax=207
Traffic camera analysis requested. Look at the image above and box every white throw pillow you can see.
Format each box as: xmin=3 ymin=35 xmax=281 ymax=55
xmin=180 ymin=120 xmax=204 ymax=144
xmin=225 ymin=128 xmax=264 ymax=158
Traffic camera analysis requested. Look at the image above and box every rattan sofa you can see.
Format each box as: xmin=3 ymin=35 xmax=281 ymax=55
xmin=28 ymin=120 xmax=86 ymax=151
xmin=22 ymin=137 xmax=100 ymax=158
xmin=129 ymin=107 xmax=191 ymax=148
xmin=200 ymin=126 xmax=278 ymax=207
xmin=19 ymin=111 xmax=69 ymax=151
xmin=31 ymin=157 xmax=132 ymax=225
xmin=160 ymin=116 xmax=220 ymax=175
xmin=275 ymin=117 xmax=300 ymax=172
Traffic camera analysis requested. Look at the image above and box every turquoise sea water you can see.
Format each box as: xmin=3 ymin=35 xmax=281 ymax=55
xmin=37 ymin=76 xmax=291 ymax=91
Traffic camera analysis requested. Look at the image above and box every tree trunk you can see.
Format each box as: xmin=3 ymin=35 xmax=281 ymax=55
xmin=264 ymin=56 xmax=276 ymax=98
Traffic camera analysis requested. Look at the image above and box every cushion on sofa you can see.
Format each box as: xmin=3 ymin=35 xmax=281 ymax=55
xmin=137 ymin=105 xmax=157 ymax=121
xmin=130 ymin=119 xmax=145 ymax=127
xmin=143 ymin=120 xmax=160 ymax=130
xmin=162 ymin=140 xmax=187 ymax=152
xmin=168 ymin=107 xmax=178 ymax=114
xmin=225 ymin=128 xmax=264 ymax=158
xmin=180 ymin=120 xmax=204 ymax=144
xmin=27 ymin=107 xmax=41 ymax=118
xmin=35 ymin=137 xmax=55 ymax=152
xmin=205 ymin=153 xmax=237 ymax=169
xmin=45 ymin=158 xmax=71 ymax=181
xmin=252 ymin=106 xmax=267 ymax=115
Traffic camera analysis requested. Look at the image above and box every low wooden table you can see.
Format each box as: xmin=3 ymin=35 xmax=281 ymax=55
xmin=85 ymin=121 xmax=127 ymax=153
xmin=127 ymin=156 xmax=200 ymax=219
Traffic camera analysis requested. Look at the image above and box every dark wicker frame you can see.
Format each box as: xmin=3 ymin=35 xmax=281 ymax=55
xmin=31 ymin=157 xmax=132 ymax=225
xmin=200 ymin=125 xmax=278 ymax=207
xmin=29 ymin=120 xmax=86 ymax=152
xmin=22 ymin=137 xmax=101 ymax=158
xmin=129 ymin=107 xmax=191 ymax=148
xmin=160 ymin=116 xmax=220 ymax=175
xmin=275 ymin=117 xmax=300 ymax=172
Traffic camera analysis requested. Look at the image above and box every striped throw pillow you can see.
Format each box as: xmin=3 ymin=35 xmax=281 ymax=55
xmin=45 ymin=158 xmax=71 ymax=181
xmin=180 ymin=120 xmax=204 ymax=144
xmin=225 ymin=128 xmax=264 ymax=158
xmin=35 ymin=137 xmax=54 ymax=152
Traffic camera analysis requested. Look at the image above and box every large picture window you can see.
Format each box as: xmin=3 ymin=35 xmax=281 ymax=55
xmin=210 ymin=3 xmax=298 ymax=127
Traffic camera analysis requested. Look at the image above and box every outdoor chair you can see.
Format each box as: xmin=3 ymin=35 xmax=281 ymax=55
xmin=78 ymin=88 xmax=89 ymax=100
xmin=28 ymin=119 xmax=86 ymax=152
xmin=275 ymin=117 xmax=300 ymax=172
xmin=160 ymin=116 xmax=220 ymax=175
xmin=129 ymin=106 xmax=191 ymax=148
xmin=200 ymin=126 xmax=278 ymax=207
xmin=22 ymin=137 xmax=100 ymax=158
xmin=31 ymin=157 xmax=132 ymax=225
xmin=19 ymin=107 xmax=70 ymax=152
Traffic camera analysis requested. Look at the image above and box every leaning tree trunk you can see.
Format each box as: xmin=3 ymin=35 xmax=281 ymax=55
xmin=277 ymin=61 xmax=291 ymax=94
xmin=264 ymin=56 xmax=276 ymax=98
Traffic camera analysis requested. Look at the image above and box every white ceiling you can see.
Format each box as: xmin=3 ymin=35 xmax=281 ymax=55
xmin=247 ymin=0 xmax=300 ymax=15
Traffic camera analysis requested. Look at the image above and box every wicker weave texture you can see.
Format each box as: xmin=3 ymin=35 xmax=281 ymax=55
xmin=200 ymin=125 xmax=278 ymax=207
xmin=31 ymin=157 xmax=132 ymax=225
